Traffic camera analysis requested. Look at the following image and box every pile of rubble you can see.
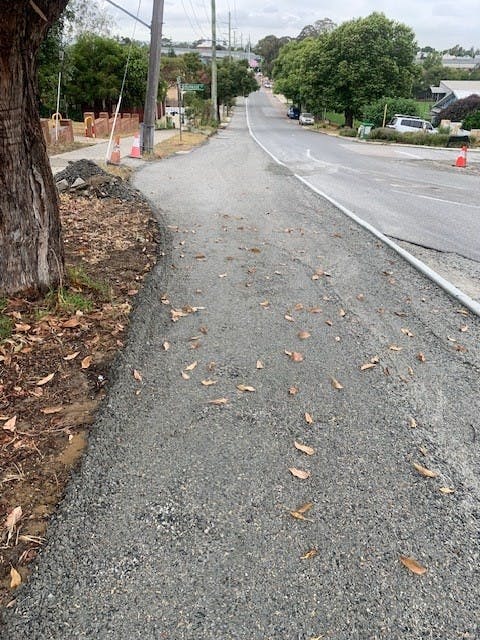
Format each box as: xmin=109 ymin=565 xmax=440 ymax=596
xmin=54 ymin=159 xmax=145 ymax=202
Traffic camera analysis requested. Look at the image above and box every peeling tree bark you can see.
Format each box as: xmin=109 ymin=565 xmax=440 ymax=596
xmin=0 ymin=0 xmax=69 ymax=296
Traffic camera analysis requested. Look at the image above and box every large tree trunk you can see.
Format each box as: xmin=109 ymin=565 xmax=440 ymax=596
xmin=0 ymin=0 xmax=69 ymax=296
xmin=344 ymin=107 xmax=354 ymax=129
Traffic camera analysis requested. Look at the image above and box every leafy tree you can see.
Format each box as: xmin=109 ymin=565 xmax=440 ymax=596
xmin=121 ymin=41 xmax=149 ymax=110
xmin=297 ymin=18 xmax=336 ymax=41
xmin=303 ymin=13 xmax=417 ymax=127
xmin=0 ymin=0 xmax=70 ymax=295
xmin=217 ymin=59 xmax=257 ymax=116
xmin=463 ymin=110 xmax=480 ymax=130
xmin=437 ymin=94 xmax=480 ymax=123
xmin=254 ymin=35 xmax=291 ymax=77
xmin=362 ymin=97 xmax=421 ymax=127
xmin=273 ymin=39 xmax=317 ymax=109
xmin=64 ymin=34 xmax=124 ymax=114
xmin=64 ymin=0 xmax=114 ymax=40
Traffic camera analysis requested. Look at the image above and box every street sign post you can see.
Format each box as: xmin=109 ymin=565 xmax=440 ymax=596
xmin=180 ymin=83 xmax=205 ymax=91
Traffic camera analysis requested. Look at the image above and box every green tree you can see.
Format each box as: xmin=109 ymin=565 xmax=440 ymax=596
xmin=273 ymin=39 xmax=317 ymax=109
xmin=254 ymin=35 xmax=291 ymax=77
xmin=305 ymin=13 xmax=417 ymax=127
xmin=217 ymin=59 xmax=257 ymax=116
xmin=362 ymin=97 xmax=421 ymax=127
xmin=65 ymin=34 xmax=124 ymax=115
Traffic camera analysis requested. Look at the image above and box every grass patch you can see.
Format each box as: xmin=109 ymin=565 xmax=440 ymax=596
xmin=153 ymin=131 xmax=209 ymax=159
xmin=45 ymin=288 xmax=94 ymax=314
xmin=0 ymin=298 xmax=13 ymax=340
xmin=67 ymin=265 xmax=110 ymax=298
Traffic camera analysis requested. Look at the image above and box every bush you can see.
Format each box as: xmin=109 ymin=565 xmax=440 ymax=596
xmin=437 ymin=95 xmax=480 ymax=124
xmin=463 ymin=110 xmax=480 ymax=130
xmin=362 ymin=97 xmax=422 ymax=128
xmin=368 ymin=127 xmax=401 ymax=141
xmin=368 ymin=127 xmax=450 ymax=146
xmin=338 ymin=127 xmax=357 ymax=137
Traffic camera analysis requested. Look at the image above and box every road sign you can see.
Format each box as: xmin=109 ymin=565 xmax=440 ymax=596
xmin=180 ymin=83 xmax=204 ymax=91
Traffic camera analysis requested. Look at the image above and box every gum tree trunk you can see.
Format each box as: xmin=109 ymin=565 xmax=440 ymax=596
xmin=0 ymin=0 xmax=69 ymax=296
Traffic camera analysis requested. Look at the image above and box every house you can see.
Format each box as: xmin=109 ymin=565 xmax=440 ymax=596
xmin=430 ymin=80 xmax=480 ymax=121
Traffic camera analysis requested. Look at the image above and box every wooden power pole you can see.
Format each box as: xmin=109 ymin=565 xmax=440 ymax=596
xmin=142 ymin=0 xmax=164 ymax=153
xmin=211 ymin=0 xmax=217 ymax=121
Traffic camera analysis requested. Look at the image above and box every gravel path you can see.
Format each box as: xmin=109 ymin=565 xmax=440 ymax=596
xmin=4 ymin=99 xmax=480 ymax=639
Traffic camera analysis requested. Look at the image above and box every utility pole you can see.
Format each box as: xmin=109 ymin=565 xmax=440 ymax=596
xmin=211 ymin=0 xmax=217 ymax=121
xmin=228 ymin=11 xmax=231 ymax=60
xmin=142 ymin=0 xmax=164 ymax=154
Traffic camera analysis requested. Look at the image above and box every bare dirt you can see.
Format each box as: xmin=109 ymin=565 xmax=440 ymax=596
xmin=0 ymin=165 xmax=159 ymax=607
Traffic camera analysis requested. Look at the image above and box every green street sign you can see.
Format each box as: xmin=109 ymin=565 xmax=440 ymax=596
xmin=180 ymin=83 xmax=204 ymax=91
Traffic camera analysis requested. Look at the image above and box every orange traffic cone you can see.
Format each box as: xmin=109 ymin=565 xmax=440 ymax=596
xmin=129 ymin=132 xmax=141 ymax=158
xmin=455 ymin=145 xmax=467 ymax=168
xmin=109 ymin=136 xmax=121 ymax=165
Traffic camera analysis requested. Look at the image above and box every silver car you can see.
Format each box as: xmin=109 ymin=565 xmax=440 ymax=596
xmin=299 ymin=112 xmax=314 ymax=126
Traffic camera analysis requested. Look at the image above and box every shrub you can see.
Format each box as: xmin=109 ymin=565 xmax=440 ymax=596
xmin=368 ymin=127 xmax=401 ymax=141
xmin=362 ymin=97 xmax=422 ymax=128
xmin=463 ymin=110 xmax=480 ymax=130
xmin=437 ymin=95 xmax=480 ymax=124
xmin=338 ymin=127 xmax=357 ymax=137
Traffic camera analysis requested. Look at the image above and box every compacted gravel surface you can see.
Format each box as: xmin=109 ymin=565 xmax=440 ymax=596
xmin=3 ymin=100 xmax=480 ymax=639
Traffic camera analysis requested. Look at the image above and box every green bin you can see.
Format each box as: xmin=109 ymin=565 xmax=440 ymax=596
xmin=358 ymin=122 xmax=375 ymax=139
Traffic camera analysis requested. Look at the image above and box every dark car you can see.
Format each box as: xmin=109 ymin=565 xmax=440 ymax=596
xmin=287 ymin=106 xmax=300 ymax=119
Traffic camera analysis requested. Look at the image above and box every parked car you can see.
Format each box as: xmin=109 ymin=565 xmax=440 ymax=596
xmin=386 ymin=115 xmax=437 ymax=134
xmin=299 ymin=112 xmax=315 ymax=126
xmin=287 ymin=106 xmax=300 ymax=119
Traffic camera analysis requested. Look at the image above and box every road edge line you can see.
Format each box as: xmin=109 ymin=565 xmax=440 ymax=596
xmin=245 ymin=97 xmax=480 ymax=317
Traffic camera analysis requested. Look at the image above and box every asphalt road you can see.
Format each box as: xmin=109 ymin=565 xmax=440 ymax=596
xmin=3 ymin=98 xmax=480 ymax=639
xmin=250 ymin=89 xmax=480 ymax=263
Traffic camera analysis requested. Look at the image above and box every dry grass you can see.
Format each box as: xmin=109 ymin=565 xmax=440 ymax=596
xmin=153 ymin=131 xmax=209 ymax=159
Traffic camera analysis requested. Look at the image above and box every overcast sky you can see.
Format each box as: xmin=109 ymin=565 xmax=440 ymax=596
xmin=106 ymin=0 xmax=480 ymax=51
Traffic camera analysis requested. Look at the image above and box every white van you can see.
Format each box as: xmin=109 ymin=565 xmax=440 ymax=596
xmin=386 ymin=115 xmax=437 ymax=134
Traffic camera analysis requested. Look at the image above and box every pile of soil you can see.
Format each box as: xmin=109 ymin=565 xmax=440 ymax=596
xmin=0 ymin=164 xmax=159 ymax=611
xmin=54 ymin=159 xmax=146 ymax=201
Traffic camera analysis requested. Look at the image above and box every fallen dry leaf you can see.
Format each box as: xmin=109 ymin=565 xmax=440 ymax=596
xmin=208 ymin=398 xmax=229 ymax=405
xmin=298 ymin=331 xmax=311 ymax=340
xmin=417 ymin=352 xmax=426 ymax=362
xmin=285 ymin=314 xmax=294 ymax=322
xmin=300 ymin=548 xmax=318 ymax=560
xmin=185 ymin=361 xmax=198 ymax=372
xmin=408 ymin=417 xmax=417 ymax=428
xmin=401 ymin=328 xmax=414 ymax=337
xmin=412 ymin=462 xmax=439 ymax=478
xmin=330 ymin=377 xmax=343 ymax=390
xmin=399 ymin=555 xmax=427 ymax=575
xmin=389 ymin=345 xmax=402 ymax=352
xmin=63 ymin=352 xmax=80 ymax=361
xmin=289 ymin=467 xmax=310 ymax=480
xmin=133 ymin=369 xmax=143 ymax=382
xmin=9 ymin=567 xmax=22 ymax=589
xmin=304 ymin=412 xmax=313 ymax=425
xmin=309 ymin=307 xmax=322 ymax=313
xmin=36 ymin=372 xmax=55 ymax=386
xmin=339 ymin=309 xmax=346 ymax=317
xmin=260 ymin=300 xmax=270 ymax=307
xmin=5 ymin=506 xmax=22 ymax=532
xmin=289 ymin=351 xmax=304 ymax=363
xmin=162 ymin=341 xmax=170 ymax=351
xmin=294 ymin=441 xmax=315 ymax=455
xmin=81 ymin=356 xmax=92 ymax=370
xmin=3 ymin=416 xmax=17 ymax=432
xmin=237 ymin=384 xmax=256 ymax=392
xmin=289 ymin=502 xmax=313 ymax=520
xmin=40 ymin=406 xmax=63 ymax=415
xmin=360 ymin=362 xmax=376 ymax=371
xmin=256 ymin=360 xmax=264 ymax=369
xmin=181 ymin=371 xmax=190 ymax=380
xmin=289 ymin=386 xmax=299 ymax=395
xmin=439 ymin=487 xmax=455 ymax=494
xmin=63 ymin=317 xmax=80 ymax=328
xmin=201 ymin=379 xmax=216 ymax=386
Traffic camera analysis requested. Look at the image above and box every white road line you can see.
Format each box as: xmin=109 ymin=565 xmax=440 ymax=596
xmin=395 ymin=150 xmax=423 ymax=159
xmin=245 ymin=97 xmax=480 ymax=317
xmin=390 ymin=190 xmax=480 ymax=209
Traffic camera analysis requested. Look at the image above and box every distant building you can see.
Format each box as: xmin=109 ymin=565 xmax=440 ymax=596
xmin=430 ymin=80 xmax=480 ymax=121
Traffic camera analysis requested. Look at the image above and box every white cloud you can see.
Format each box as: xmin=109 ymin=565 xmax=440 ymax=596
xmin=107 ymin=0 xmax=480 ymax=49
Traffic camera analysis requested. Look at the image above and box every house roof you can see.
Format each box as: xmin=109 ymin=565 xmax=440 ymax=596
xmin=434 ymin=80 xmax=480 ymax=96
